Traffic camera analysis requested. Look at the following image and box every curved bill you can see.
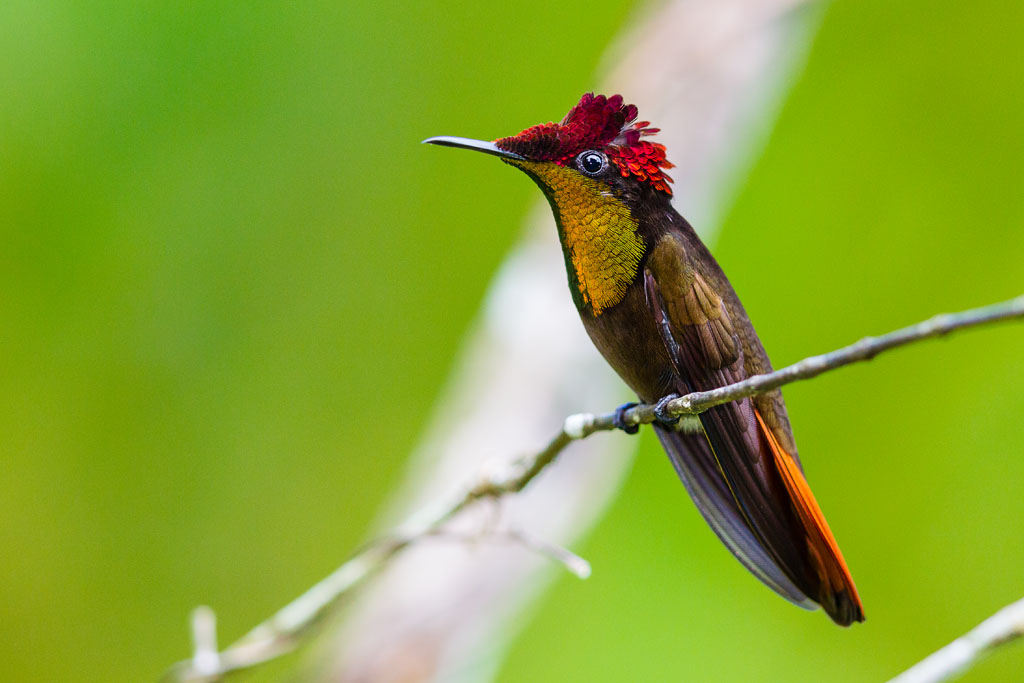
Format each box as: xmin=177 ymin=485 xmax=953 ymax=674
xmin=422 ymin=136 xmax=525 ymax=161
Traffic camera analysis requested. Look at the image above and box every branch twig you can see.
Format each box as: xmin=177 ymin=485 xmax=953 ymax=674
xmin=886 ymin=596 xmax=1024 ymax=683
xmin=164 ymin=294 xmax=1024 ymax=682
xmin=418 ymin=527 xmax=593 ymax=579
xmin=614 ymin=293 xmax=1024 ymax=429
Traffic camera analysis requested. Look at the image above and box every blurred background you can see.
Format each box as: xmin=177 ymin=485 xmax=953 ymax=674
xmin=1 ymin=1 xmax=1023 ymax=681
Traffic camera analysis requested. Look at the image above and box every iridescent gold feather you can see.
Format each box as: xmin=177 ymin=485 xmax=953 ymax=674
xmin=512 ymin=161 xmax=645 ymax=315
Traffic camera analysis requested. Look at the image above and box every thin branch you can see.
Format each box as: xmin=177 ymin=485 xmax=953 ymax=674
xmin=164 ymin=294 xmax=1023 ymax=681
xmin=618 ymin=293 xmax=1024 ymax=429
xmin=418 ymin=527 xmax=593 ymax=579
xmin=886 ymin=596 xmax=1024 ymax=683
xmin=500 ymin=529 xmax=592 ymax=580
xmin=190 ymin=607 xmax=219 ymax=677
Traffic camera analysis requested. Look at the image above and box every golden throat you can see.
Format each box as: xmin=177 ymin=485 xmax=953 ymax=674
xmin=512 ymin=160 xmax=645 ymax=315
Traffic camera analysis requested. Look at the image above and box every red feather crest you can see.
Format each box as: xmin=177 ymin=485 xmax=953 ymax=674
xmin=495 ymin=93 xmax=674 ymax=195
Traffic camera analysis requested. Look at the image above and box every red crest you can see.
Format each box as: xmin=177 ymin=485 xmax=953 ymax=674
xmin=495 ymin=93 xmax=674 ymax=195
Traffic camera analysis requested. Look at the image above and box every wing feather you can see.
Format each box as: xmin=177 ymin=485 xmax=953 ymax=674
xmin=644 ymin=232 xmax=863 ymax=625
xmin=654 ymin=425 xmax=814 ymax=609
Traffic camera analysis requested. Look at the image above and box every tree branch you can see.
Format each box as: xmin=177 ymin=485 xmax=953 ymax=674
xmin=164 ymin=293 xmax=1023 ymax=681
xmin=886 ymin=595 xmax=1024 ymax=683
xmin=614 ymin=293 xmax=1024 ymax=429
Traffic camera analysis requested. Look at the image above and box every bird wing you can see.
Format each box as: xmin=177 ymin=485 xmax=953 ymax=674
xmin=644 ymin=232 xmax=863 ymax=625
xmin=652 ymin=426 xmax=814 ymax=608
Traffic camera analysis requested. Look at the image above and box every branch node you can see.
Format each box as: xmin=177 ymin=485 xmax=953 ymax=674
xmin=563 ymin=412 xmax=595 ymax=439
xmin=668 ymin=394 xmax=695 ymax=415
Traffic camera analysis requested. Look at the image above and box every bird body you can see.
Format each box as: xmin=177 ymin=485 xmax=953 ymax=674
xmin=426 ymin=93 xmax=864 ymax=626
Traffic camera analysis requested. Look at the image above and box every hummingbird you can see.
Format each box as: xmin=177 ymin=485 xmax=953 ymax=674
xmin=424 ymin=93 xmax=863 ymax=625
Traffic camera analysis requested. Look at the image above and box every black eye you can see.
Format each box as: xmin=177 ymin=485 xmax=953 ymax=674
xmin=577 ymin=150 xmax=607 ymax=176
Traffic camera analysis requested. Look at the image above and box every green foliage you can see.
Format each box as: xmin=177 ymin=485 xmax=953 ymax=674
xmin=0 ymin=0 xmax=1021 ymax=681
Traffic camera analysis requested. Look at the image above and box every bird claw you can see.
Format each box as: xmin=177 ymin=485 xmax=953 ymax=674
xmin=612 ymin=402 xmax=640 ymax=434
xmin=654 ymin=394 xmax=681 ymax=427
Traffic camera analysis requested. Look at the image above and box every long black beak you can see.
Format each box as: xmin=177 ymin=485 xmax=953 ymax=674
xmin=422 ymin=136 xmax=525 ymax=161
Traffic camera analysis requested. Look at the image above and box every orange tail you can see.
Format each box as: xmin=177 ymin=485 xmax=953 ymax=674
xmin=756 ymin=410 xmax=864 ymax=625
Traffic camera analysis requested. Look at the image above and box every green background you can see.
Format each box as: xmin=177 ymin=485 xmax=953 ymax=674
xmin=1 ymin=1 xmax=1022 ymax=681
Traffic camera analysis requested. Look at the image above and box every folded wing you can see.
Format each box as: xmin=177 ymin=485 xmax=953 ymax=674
xmin=644 ymin=232 xmax=863 ymax=625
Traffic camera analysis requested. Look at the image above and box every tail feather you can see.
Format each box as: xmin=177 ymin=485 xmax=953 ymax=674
xmin=755 ymin=410 xmax=864 ymax=625
xmin=653 ymin=409 xmax=864 ymax=626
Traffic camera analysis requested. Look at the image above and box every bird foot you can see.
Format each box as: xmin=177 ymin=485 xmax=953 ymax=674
xmin=612 ymin=402 xmax=640 ymax=434
xmin=653 ymin=394 xmax=681 ymax=427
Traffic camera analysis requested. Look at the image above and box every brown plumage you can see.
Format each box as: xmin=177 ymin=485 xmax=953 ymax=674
xmin=588 ymin=217 xmax=863 ymax=625
xmin=425 ymin=93 xmax=863 ymax=625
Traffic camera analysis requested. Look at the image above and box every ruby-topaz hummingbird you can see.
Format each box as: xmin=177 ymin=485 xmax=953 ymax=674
xmin=425 ymin=93 xmax=863 ymax=625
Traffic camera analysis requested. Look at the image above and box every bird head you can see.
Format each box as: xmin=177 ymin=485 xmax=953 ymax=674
xmin=425 ymin=92 xmax=673 ymax=198
xmin=425 ymin=94 xmax=674 ymax=315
